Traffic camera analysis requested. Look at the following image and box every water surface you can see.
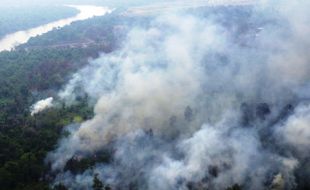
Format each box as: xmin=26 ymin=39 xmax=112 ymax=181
xmin=0 ymin=5 xmax=111 ymax=52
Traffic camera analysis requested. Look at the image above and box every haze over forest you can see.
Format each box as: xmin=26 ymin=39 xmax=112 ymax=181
xmin=0 ymin=0 xmax=309 ymax=190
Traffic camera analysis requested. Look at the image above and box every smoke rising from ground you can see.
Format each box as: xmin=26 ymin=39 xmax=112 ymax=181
xmin=47 ymin=0 xmax=310 ymax=189
xmin=30 ymin=97 xmax=54 ymax=116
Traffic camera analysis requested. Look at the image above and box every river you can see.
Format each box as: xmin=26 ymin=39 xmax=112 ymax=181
xmin=0 ymin=5 xmax=111 ymax=52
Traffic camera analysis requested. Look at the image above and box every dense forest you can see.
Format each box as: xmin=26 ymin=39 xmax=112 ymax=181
xmin=18 ymin=11 xmax=147 ymax=50
xmin=0 ymin=48 xmax=98 ymax=189
xmin=0 ymin=12 xmax=124 ymax=189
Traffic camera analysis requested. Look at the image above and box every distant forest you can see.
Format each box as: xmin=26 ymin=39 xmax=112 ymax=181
xmin=0 ymin=6 xmax=78 ymax=38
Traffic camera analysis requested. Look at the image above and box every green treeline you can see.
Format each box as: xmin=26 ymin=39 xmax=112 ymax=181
xmin=0 ymin=47 xmax=103 ymax=190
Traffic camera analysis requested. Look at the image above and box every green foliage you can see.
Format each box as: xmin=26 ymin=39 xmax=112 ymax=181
xmin=0 ymin=10 xmax=125 ymax=190
xmin=0 ymin=44 xmax=100 ymax=190
xmin=92 ymin=173 xmax=112 ymax=190
xmin=0 ymin=47 xmax=99 ymax=126
xmin=93 ymin=174 xmax=104 ymax=190
xmin=20 ymin=13 xmax=127 ymax=53
xmin=64 ymin=149 xmax=112 ymax=175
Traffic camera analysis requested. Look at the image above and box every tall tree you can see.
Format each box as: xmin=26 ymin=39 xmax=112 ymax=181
xmin=92 ymin=173 xmax=103 ymax=190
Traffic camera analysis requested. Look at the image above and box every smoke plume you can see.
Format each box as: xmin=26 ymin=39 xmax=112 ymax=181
xmin=30 ymin=97 xmax=54 ymax=116
xmin=47 ymin=0 xmax=310 ymax=189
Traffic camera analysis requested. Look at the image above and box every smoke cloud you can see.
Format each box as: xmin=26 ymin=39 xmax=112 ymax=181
xmin=46 ymin=0 xmax=310 ymax=189
xmin=30 ymin=97 xmax=54 ymax=116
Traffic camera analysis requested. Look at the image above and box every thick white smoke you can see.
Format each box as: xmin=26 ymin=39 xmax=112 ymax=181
xmin=276 ymin=104 xmax=310 ymax=156
xmin=47 ymin=0 xmax=310 ymax=189
xmin=30 ymin=97 xmax=54 ymax=116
